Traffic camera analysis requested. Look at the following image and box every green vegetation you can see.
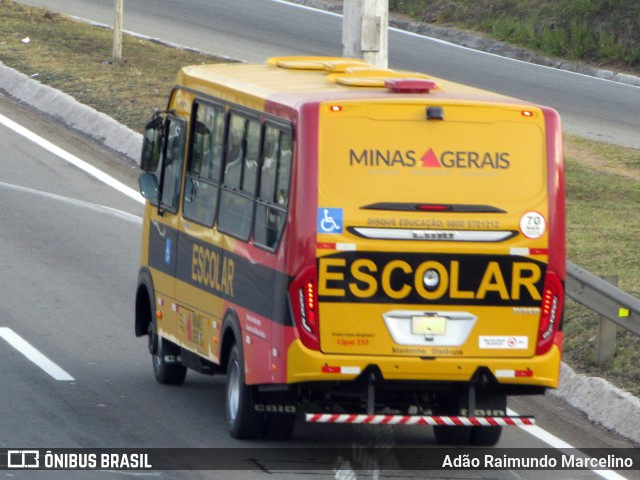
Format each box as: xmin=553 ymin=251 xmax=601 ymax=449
xmin=1 ymin=0 xmax=639 ymax=394
xmin=389 ymin=0 xmax=640 ymax=72
xmin=563 ymin=138 xmax=640 ymax=396
xmin=0 ymin=0 xmax=229 ymax=130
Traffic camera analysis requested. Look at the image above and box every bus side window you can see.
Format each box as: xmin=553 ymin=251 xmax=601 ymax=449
xmin=276 ymin=132 xmax=292 ymax=206
xmin=224 ymin=115 xmax=246 ymax=188
xmin=243 ymin=120 xmax=260 ymax=195
xmin=259 ymin=126 xmax=279 ymax=203
xmin=218 ymin=113 xmax=259 ymax=241
xmin=253 ymin=127 xmax=292 ymax=250
xmin=183 ymin=102 xmax=224 ymax=226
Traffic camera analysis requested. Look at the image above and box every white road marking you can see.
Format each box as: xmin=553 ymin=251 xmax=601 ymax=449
xmin=509 ymin=408 xmax=629 ymax=480
xmin=0 ymin=180 xmax=142 ymax=224
xmin=0 ymin=112 xmax=144 ymax=204
xmin=0 ymin=327 xmax=75 ymax=381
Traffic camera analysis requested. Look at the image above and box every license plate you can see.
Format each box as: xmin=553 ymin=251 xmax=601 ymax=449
xmin=411 ymin=315 xmax=447 ymax=335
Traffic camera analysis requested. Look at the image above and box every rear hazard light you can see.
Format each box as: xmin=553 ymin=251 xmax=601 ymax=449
xmin=536 ymin=271 xmax=564 ymax=355
xmin=289 ymin=265 xmax=320 ymax=351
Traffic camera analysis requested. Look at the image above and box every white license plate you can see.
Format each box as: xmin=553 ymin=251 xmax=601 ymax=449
xmin=411 ymin=315 xmax=447 ymax=335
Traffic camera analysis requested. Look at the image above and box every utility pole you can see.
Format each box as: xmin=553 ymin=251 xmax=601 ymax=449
xmin=112 ymin=0 xmax=123 ymax=64
xmin=342 ymin=0 xmax=388 ymax=68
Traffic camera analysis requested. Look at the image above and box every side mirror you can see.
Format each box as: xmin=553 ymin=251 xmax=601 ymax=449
xmin=138 ymin=172 xmax=159 ymax=203
xmin=140 ymin=114 xmax=165 ymax=172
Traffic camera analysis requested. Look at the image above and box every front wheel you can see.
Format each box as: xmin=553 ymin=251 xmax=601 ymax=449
xmin=148 ymin=322 xmax=187 ymax=385
xmin=225 ymin=344 xmax=263 ymax=439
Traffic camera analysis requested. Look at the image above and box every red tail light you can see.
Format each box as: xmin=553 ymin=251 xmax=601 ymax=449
xmin=289 ymin=265 xmax=320 ymax=351
xmin=536 ymin=271 xmax=564 ymax=355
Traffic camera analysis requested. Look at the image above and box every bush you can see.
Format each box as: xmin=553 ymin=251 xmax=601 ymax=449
xmin=388 ymin=0 xmax=640 ymax=72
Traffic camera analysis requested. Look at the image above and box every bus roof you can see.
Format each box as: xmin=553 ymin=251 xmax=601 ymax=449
xmin=175 ymin=56 xmax=525 ymax=112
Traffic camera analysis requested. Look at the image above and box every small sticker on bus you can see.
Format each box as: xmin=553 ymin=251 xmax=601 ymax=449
xmin=479 ymin=336 xmax=528 ymax=349
xmin=165 ymin=238 xmax=172 ymax=265
xmin=520 ymin=211 xmax=546 ymax=239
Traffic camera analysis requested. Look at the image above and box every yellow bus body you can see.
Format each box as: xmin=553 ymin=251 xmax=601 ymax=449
xmin=135 ymin=56 xmax=565 ymax=442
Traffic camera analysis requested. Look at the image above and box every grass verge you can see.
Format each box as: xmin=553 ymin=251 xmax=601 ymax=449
xmin=0 ymin=0 xmax=231 ymax=131
xmin=2 ymin=0 xmax=639 ymax=395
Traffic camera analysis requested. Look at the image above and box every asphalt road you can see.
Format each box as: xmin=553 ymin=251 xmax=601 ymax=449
xmin=13 ymin=0 xmax=640 ymax=149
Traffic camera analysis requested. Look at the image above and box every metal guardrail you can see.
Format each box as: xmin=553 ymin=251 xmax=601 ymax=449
xmin=565 ymin=261 xmax=640 ymax=336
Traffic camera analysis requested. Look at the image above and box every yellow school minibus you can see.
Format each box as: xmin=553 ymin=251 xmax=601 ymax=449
xmin=135 ymin=56 xmax=565 ymax=445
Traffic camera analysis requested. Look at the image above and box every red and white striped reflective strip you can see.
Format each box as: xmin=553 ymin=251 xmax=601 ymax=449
xmin=317 ymin=242 xmax=356 ymax=251
xmin=306 ymin=413 xmax=535 ymax=427
xmin=496 ymin=369 xmax=534 ymax=378
xmin=510 ymin=247 xmax=549 ymax=256
xmin=321 ymin=365 xmax=362 ymax=375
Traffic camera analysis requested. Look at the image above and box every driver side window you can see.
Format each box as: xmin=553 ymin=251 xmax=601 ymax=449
xmin=139 ymin=114 xmax=187 ymax=212
xmin=159 ymin=119 xmax=186 ymax=211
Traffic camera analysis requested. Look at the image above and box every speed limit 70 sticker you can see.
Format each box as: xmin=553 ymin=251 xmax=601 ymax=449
xmin=520 ymin=211 xmax=546 ymax=239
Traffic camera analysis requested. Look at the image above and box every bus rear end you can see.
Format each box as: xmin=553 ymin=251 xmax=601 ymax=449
xmin=287 ymin=95 xmax=564 ymax=445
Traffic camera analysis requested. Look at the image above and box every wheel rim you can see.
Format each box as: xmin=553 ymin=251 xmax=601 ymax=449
xmin=153 ymin=346 xmax=162 ymax=371
xmin=150 ymin=326 xmax=162 ymax=372
xmin=227 ymin=359 xmax=240 ymax=423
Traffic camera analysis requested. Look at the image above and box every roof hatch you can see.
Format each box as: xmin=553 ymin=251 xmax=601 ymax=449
xmin=328 ymin=70 xmax=438 ymax=90
xmin=268 ymin=56 xmax=370 ymax=71
xmin=267 ymin=56 xmax=440 ymax=92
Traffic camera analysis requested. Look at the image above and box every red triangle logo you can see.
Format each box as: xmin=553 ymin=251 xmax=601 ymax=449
xmin=421 ymin=148 xmax=441 ymax=168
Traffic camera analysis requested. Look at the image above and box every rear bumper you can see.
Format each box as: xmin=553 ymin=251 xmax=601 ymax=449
xmin=286 ymin=339 xmax=562 ymax=389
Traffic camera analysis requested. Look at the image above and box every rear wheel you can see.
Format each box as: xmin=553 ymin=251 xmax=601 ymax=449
xmin=470 ymin=423 xmax=503 ymax=446
xmin=469 ymin=393 xmax=506 ymax=446
xmin=432 ymin=393 xmax=471 ymax=445
xmin=225 ymin=344 xmax=263 ymax=439
xmin=148 ymin=322 xmax=187 ymax=385
xmin=433 ymin=425 xmax=471 ymax=445
xmin=262 ymin=414 xmax=296 ymax=440
xmin=432 ymin=392 xmax=506 ymax=446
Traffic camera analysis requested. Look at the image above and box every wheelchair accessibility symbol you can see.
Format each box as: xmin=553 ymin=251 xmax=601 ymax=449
xmin=318 ymin=208 xmax=343 ymax=234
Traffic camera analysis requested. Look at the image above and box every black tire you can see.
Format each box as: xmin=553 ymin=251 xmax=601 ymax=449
xmin=433 ymin=425 xmax=471 ymax=445
xmin=470 ymin=424 xmax=503 ymax=446
xmin=148 ymin=322 xmax=187 ymax=385
xmin=469 ymin=393 xmax=506 ymax=446
xmin=225 ymin=344 xmax=263 ymax=439
xmin=262 ymin=414 xmax=296 ymax=440
xmin=432 ymin=392 xmax=506 ymax=446
xmin=433 ymin=393 xmax=471 ymax=445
